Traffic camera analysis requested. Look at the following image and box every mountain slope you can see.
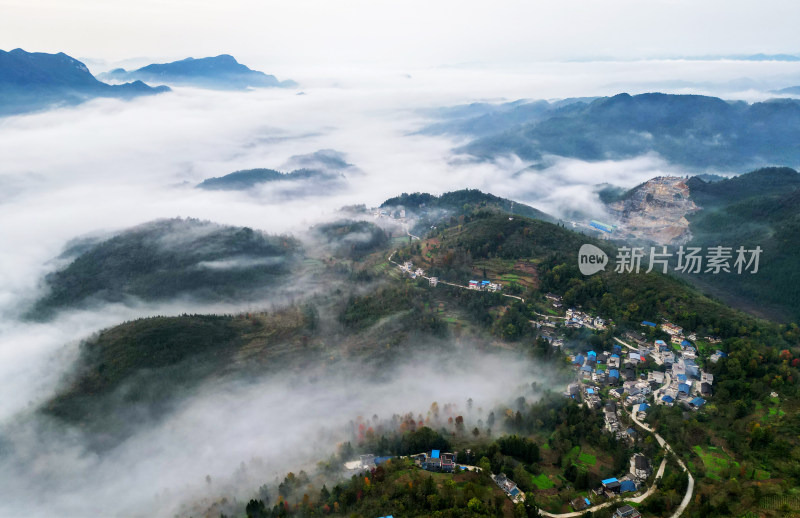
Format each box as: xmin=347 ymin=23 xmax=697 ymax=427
xmin=0 ymin=48 xmax=169 ymax=116
xmin=29 ymin=218 xmax=302 ymax=318
xmin=100 ymin=54 xmax=297 ymax=90
xmin=458 ymin=93 xmax=800 ymax=169
xmin=682 ymin=167 xmax=800 ymax=322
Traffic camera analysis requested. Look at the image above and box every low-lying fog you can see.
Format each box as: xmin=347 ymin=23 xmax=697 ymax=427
xmin=1 ymin=58 xmax=800 ymax=516
xmin=0 ymin=345 xmax=558 ymax=517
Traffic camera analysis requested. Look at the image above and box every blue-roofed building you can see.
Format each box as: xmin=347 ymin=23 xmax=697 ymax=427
xmin=690 ymin=397 xmax=706 ymax=409
xmin=609 ymin=369 xmax=620 ymax=378
xmin=638 ymin=403 xmax=649 ymax=413
xmin=588 ymin=350 xmax=597 ymax=357
xmin=662 ymin=394 xmax=674 ymax=404
xmin=431 ymin=450 xmax=440 ymax=458
xmin=587 ymin=388 xmax=594 ymax=394
xmin=573 ymin=354 xmax=585 ymax=365
xmin=581 ymin=365 xmax=592 ymax=372
xmin=590 ymin=220 xmax=615 ymax=233
xmin=678 ymin=383 xmax=690 ymax=395
xmin=641 ymin=321 xmax=656 ymax=327
xmin=585 ymin=498 xmax=591 ymax=506
xmin=677 ymin=374 xmax=687 ymax=382
xmin=681 ymin=340 xmax=691 ymax=347
xmin=620 ymin=480 xmax=637 ymax=493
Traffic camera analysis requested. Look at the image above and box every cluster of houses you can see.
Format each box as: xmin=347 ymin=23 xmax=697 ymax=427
xmin=545 ymin=293 xmax=564 ymax=308
xmin=372 ymin=208 xmax=406 ymax=220
xmin=400 ymin=261 xmax=425 ymax=279
xmin=468 ymin=279 xmax=502 ymax=292
xmin=602 ymin=400 xmax=638 ymax=442
xmin=566 ymin=308 xmax=607 ymax=330
xmin=492 ymin=473 xmax=525 ymax=503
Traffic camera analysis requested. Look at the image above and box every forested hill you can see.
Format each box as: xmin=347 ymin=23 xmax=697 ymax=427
xmin=381 ymin=189 xmax=556 ymax=235
xmin=197 ymin=168 xmax=338 ymax=191
xmin=29 ymin=218 xmax=301 ymax=318
xmin=683 ymin=167 xmax=800 ymax=322
xmin=452 ymin=93 xmax=800 ymax=169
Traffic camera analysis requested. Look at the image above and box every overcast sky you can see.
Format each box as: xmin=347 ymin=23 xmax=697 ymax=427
xmin=2 ymin=0 xmax=800 ymax=67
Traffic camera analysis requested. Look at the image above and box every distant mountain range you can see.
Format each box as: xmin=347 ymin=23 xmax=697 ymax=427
xmin=435 ymin=93 xmax=800 ymax=170
xmin=774 ymin=85 xmax=800 ymax=96
xmin=0 ymin=48 xmax=169 ymax=116
xmin=100 ymin=54 xmax=297 ymax=90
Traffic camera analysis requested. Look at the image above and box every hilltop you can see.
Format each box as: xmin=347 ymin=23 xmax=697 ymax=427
xmin=100 ymin=54 xmax=297 ymax=90
xmin=197 ymin=168 xmax=341 ymax=191
xmin=0 ymin=48 xmax=169 ymax=116
xmin=29 ymin=218 xmax=302 ymax=318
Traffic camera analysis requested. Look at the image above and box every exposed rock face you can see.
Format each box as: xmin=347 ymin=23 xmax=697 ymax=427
xmin=608 ymin=176 xmax=699 ymax=245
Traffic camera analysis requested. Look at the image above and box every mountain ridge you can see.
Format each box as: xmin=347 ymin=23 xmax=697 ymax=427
xmin=100 ymin=54 xmax=297 ymax=90
xmin=0 ymin=48 xmax=169 ymax=116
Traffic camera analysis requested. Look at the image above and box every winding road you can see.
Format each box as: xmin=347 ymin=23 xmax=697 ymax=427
xmin=539 ymin=375 xmax=693 ymax=517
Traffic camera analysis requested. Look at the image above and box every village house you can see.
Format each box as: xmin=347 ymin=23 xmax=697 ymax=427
xmin=414 ymin=450 xmax=456 ymax=472
xmin=493 ymin=473 xmax=525 ymax=503
xmin=630 ymin=453 xmax=651 ymax=480
xmin=614 ymin=504 xmax=643 ymax=518
xmin=601 ymin=477 xmax=622 ymax=495
xmin=661 ymin=321 xmax=683 ymax=336
xmin=571 ymin=497 xmax=591 ymax=511
xmin=648 ymin=371 xmax=665 ymax=385
xmin=709 ymin=350 xmax=727 ymax=363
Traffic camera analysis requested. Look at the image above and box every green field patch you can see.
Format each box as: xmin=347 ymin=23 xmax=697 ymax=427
xmin=564 ymin=446 xmax=581 ymax=465
xmin=578 ymin=452 xmax=597 ymax=466
xmin=531 ymin=473 xmax=555 ymax=489
xmin=754 ymin=469 xmax=771 ymax=480
xmin=693 ymin=445 xmax=740 ymax=478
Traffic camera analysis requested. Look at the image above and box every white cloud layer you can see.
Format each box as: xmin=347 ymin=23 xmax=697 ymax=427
xmin=0 ymin=58 xmax=797 ymax=516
